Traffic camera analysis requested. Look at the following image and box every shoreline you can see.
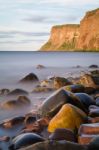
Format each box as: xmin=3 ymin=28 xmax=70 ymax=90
xmin=0 ymin=63 xmax=99 ymax=149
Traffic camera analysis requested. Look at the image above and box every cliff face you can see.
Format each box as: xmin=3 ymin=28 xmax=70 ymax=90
xmin=40 ymin=8 xmax=99 ymax=51
xmin=76 ymin=8 xmax=99 ymax=50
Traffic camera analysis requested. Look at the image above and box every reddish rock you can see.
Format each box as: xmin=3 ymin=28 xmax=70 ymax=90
xmin=49 ymin=128 xmax=76 ymax=142
xmin=79 ymin=123 xmax=99 ymax=135
xmin=78 ymin=134 xmax=98 ymax=145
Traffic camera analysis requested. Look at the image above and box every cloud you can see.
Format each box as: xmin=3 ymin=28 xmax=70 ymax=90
xmin=0 ymin=30 xmax=49 ymax=38
xmin=23 ymin=13 xmax=78 ymax=24
xmin=23 ymin=15 xmax=47 ymax=23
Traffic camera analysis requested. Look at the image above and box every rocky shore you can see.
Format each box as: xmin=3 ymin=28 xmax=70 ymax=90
xmin=0 ymin=65 xmax=99 ymax=150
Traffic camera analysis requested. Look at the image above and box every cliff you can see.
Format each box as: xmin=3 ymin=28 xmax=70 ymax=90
xmin=40 ymin=8 xmax=99 ymax=51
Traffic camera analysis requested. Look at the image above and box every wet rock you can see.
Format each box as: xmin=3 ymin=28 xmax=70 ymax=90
xmin=54 ymin=77 xmax=72 ymax=89
xmin=90 ymin=70 xmax=99 ymax=76
xmin=0 ymin=89 xmax=10 ymax=96
xmin=88 ymin=136 xmax=99 ymax=150
xmin=78 ymin=123 xmax=99 ymax=135
xmin=94 ymin=93 xmax=99 ymax=99
xmin=1 ymin=100 xmax=18 ymax=109
xmin=7 ymin=89 xmax=28 ymax=96
xmin=75 ymin=93 xmax=95 ymax=109
xmin=79 ymin=74 xmax=99 ymax=89
xmin=36 ymin=64 xmax=45 ymax=69
xmin=37 ymin=117 xmax=50 ymax=127
xmin=0 ymin=136 xmax=10 ymax=142
xmin=39 ymin=89 xmax=87 ymax=117
xmin=9 ymin=133 xmax=44 ymax=149
xmin=24 ymin=116 xmax=36 ymax=126
xmin=2 ymin=116 xmax=25 ymax=128
xmin=84 ymin=87 xmax=95 ymax=94
xmin=96 ymin=97 xmax=99 ymax=106
xmin=22 ymin=116 xmax=49 ymax=134
xmin=88 ymin=117 xmax=99 ymax=123
xmin=19 ymin=140 xmax=87 ymax=150
xmin=1 ymin=96 xmax=30 ymax=109
xmin=47 ymin=75 xmax=55 ymax=81
xmin=89 ymin=105 xmax=99 ymax=110
xmin=49 ymin=128 xmax=76 ymax=142
xmin=48 ymin=104 xmax=87 ymax=133
xmin=89 ymin=109 xmax=99 ymax=117
xmin=17 ymin=96 xmax=31 ymax=105
xmin=32 ymin=86 xmax=54 ymax=93
xmin=20 ymin=73 xmax=39 ymax=83
xmin=89 ymin=65 xmax=98 ymax=68
xmin=40 ymin=80 xmax=53 ymax=88
xmin=63 ymin=84 xmax=85 ymax=93
xmin=78 ymin=134 xmax=99 ymax=145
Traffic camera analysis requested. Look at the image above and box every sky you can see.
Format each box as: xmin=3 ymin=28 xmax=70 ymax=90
xmin=0 ymin=0 xmax=99 ymax=51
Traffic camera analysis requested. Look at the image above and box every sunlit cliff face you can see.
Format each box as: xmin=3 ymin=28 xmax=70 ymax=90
xmin=40 ymin=8 xmax=99 ymax=51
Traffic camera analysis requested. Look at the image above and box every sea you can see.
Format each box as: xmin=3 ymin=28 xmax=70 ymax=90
xmin=0 ymin=51 xmax=99 ymax=122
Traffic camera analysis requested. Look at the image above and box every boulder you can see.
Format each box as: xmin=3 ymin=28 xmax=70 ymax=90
xmin=17 ymin=96 xmax=31 ymax=105
xmin=89 ymin=109 xmax=99 ymax=117
xmin=96 ymin=97 xmax=99 ymax=106
xmin=75 ymin=93 xmax=95 ymax=109
xmin=0 ymin=89 xmax=10 ymax=96
xmin=36 ymin=64 xmax=45 ymax=69
xmin=90 ymin=70 xmax=99 ymax=76
xmin=2 ymin=96 xmax=31 ymax=110
xmin=84 ymin=87 xmax=95 ymax=94
xmin=48 ymin=104 xmax=87 ymax=133
xmin=19 ymin=140 xmax=87 ymax=150
xmin=89 ymin=105 xmax=99 ymax=110
xmin=24 ymin=116 xmax=36 ymax=126
xmin=7 ymin=89 xmax=28 ymax=96
xmin=49 ymin=128 xmax=76 ymax=142
xmin=54 ymin=77 xmax=72 ymax=89
xmin=0 ymin=136 xmax=10 ymax=142
xmin=20 ymin=73 xmax=39 ymax=83
xmin=39 ymin=89 xmax=87 ymax=117
xmin=2 ymin=116 xmax=25 ymax=128
xmin=63 ymin=84 xmax=85 ymax=93
xmin=40 ymin=80 xmax=53 ymax=88
xmin=89 ymin=65 xmax=98 ymax=68
xmin=32 ymin=86 xmax=53 ymax=93
xmin=78 ymin=134 xmax=99 ymax=145
xmin=88 ymin=136 xmax=99 ymax=150
xmin=79 ymin=74 xmax=99 ymax=89
xmin=88 ymin=117 xmax=99 ymax=123
xmin=9 ymin=133 xmax=44 ymax=150
xmin=78 ymin=123 xmax=99 ymax=135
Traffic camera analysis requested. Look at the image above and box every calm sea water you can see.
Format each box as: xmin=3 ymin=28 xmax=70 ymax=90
xmin=0 ymin=51 xmax=99 ymax=86
xmin=0 ymin=51 xmax=99 ymax=122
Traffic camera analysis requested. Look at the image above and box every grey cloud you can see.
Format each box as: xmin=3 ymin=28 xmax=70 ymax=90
xmin=0 ymin=39 xmax=45 ymax=44
xmin=24 ymin=15 xmax=47 ymax=23
xmin=0 ymin=30 xmax=49 ymax=38
xmin=24 ymin=14 xmax=79 ymax=24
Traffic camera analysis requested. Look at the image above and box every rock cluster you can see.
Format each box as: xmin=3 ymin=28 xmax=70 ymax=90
xmin=0 ymin=70 xmax=99 ymax=150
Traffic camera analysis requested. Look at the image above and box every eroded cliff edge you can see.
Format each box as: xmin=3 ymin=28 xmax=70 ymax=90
xmin=40 ymin=8 xmax=99 ymax=51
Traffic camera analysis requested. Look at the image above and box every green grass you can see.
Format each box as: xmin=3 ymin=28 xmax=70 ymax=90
xmin=86 ymin=8 xmax=99 ymax=17
xmin=53 ymin=24 xmax=80 ymax=29
xmin=40 ymin=41 xmax=52 ymax=50
xmin=57 ymin=37 xmax=76 ymax=50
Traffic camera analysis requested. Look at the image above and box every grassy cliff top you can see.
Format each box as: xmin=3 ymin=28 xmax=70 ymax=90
xmin=86 ymin=8 xmax=99 ymax=17
xmin=52 ymin=24 xmax=80 ymax=29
